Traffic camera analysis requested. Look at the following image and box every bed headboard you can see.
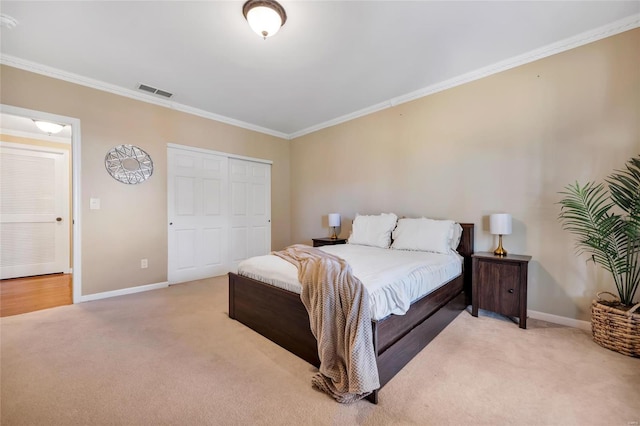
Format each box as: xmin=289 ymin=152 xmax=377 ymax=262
xmin=456 ymin=223 xmax=474 ymax=258
xmin=457 ymin=223 xmax=475 ymax=304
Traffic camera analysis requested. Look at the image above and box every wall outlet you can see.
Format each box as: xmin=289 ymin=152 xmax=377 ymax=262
xmin=140 ymin=258 xmax=148 ymax=269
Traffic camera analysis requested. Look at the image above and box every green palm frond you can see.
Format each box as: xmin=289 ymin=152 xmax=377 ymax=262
xmin=558 ymin=155 xmax=640 ymax=306
xmin=607 ymin=156 xmax=640 ymax=215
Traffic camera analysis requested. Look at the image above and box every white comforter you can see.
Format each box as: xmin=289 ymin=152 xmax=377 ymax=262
xmin=237 ymin=244 xmax=462 ymax=321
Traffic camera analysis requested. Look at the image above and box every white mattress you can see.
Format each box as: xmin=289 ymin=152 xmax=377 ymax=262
xmin=237 ymin=244 xmax=463 ymax=321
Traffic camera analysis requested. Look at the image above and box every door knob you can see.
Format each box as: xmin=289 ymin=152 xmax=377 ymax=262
xmin=56 ymin=217 xmax=62 ymax=222
xmin=508 ymin=289 xmax=514 ymax=294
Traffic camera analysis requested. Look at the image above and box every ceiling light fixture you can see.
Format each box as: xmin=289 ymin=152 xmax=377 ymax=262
xmin=33 ymin=120 xmax=65 ymax=135
xmin=242 ymin=0 xmax=287 ymax=39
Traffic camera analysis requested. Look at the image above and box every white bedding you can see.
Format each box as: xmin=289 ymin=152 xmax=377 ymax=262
xmin=237 ymin=244 xmax=463 ymax=321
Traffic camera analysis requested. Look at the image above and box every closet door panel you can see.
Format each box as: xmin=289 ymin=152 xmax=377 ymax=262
xmin=229 ymin=159 xmax=271 ymax=272
xmin=168 ymin=148 xmax=228 ymax=283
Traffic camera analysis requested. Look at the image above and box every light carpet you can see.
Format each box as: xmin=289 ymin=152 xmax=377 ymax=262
xmin=1 ymin=275 xmax=638 ymax=425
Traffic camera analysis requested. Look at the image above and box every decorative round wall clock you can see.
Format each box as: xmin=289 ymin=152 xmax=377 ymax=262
xmin=104 ymin=144 xmax=153 ymax=184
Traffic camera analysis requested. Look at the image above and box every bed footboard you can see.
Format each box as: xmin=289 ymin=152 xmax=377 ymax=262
xmin=229 ymin=272 xmax=320 ymax=367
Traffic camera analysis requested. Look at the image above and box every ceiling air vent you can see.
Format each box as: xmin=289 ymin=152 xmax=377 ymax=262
xmin=137 ymin=83 xmax=173 ymax=98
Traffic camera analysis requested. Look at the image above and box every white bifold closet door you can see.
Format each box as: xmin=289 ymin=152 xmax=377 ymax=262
xmin=229 ymin=158 xmax=271 ymax=272
xmin=167 ymin=146 xmax=270 ymax=284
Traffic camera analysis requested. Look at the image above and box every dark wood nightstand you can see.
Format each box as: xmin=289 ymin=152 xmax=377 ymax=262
xmin=471 ymin=252 xmax=532 ymax=329
xmin=312 ymin=237 xmax=347 ymax=247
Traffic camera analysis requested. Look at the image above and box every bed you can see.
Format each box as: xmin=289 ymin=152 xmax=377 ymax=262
xmin=228 ymin=217 xmax=474 ymax=403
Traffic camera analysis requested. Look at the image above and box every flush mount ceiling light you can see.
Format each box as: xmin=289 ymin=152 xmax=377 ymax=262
xmin=33 ymin=120 xmax=65 ymax=135
xmin=242 ymin=0 xmax=287 ymax=39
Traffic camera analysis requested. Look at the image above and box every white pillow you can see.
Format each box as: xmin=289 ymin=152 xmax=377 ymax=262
xmin=348 ymin=213 xmax=398 ymax=248
xmin=450 ymin=223 xmax=463 ymax=250
xmin=391 ymin=217 xmax=457 ymax=254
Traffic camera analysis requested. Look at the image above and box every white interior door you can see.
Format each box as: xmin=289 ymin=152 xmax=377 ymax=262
xmin=0 ymin=142 xmax=70 ymax=279
xmin=229 ymin=158 xmax=271 ymax=272
xmin=167 ymin=147 xmax=228 ymax=283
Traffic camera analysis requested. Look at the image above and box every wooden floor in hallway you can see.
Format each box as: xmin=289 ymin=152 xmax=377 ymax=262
xmin=0 ymin=273 xmax=72 ymax=317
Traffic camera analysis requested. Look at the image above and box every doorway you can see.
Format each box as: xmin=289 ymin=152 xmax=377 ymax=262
xmin=0 ymin=105 xmax=82 ymax=315
xmin=0 ymin=142 xmax=70 ymax=279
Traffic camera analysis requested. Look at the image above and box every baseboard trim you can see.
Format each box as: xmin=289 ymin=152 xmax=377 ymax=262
xmin=77 ymin=281 xmax=169 ymax=303
xmin=528 ymin=310 xmax=591 ymax=331
xmin=75 ymin=284 xmax=592 ymax=331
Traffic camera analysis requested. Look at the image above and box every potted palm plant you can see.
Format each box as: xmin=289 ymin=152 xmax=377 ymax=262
xmin=558 ymin=155 xmax=639 ymax=357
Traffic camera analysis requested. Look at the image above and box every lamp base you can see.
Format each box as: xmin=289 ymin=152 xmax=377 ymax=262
xmin=493 ymin=235 xmax=507 ymax=256
xmin=330 ymin=227 xmax=338 ymax=239
xmin=493 ymin=247 xmax=508 ymax=256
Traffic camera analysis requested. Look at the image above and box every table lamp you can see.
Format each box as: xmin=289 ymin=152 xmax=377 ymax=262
xmin=490 ymin=213 xmax=512 ymax=256
xmin=328 ymin=213 xmax=341 ymax=239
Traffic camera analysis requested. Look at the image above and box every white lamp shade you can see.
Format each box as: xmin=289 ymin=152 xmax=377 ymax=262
xmin=246 ymin=6 xmax=283 ymax=38
xmin=328 ymin=213 xmax=341 ymax=227
xmin=490 ymin=213 xmax=512 ymax=235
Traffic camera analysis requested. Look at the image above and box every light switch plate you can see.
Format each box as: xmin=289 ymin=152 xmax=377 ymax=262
xmin=90 ymin=198 xmax=101 ymax=210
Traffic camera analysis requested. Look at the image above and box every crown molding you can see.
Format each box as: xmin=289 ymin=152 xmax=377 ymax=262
xmin=1 ymin=13 xmax=638 ymax=142
xmin=0 ymin=55 xmax=289 ymax=140
xmin=289 ymin=13 xmax=640 ymax=140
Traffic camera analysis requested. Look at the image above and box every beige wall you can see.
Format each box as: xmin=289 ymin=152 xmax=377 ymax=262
xmin=290 ymin=29 xmax=640 ymax=321
xmin=1 ymin=66 xmax=291 ymax=295
xmin=1 ymin=29 xmax=638 ymax=320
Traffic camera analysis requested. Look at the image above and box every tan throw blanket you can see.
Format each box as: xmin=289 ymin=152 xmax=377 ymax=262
xmin=273 ymin=244 xmax=380 ymax=403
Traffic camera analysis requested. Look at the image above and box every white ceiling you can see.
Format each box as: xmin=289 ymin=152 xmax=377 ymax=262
xmin=1 ymin=1 xmax=638 ymax=139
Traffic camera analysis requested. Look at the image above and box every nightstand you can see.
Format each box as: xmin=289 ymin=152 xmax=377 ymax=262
xmin=312 ymin=237 xmax=347 ymax=247
xmin=471 ymin=252 xmax=532 ymax=329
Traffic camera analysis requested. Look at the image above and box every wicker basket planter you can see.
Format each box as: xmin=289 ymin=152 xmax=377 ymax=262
xmin=591 ymin=294 xmax=640 ymax=358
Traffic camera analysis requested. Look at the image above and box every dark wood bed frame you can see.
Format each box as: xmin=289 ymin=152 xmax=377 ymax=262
xmin=228 ymin=223 xmax=474 ymax=403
